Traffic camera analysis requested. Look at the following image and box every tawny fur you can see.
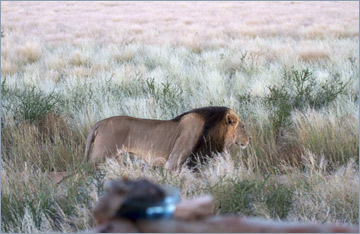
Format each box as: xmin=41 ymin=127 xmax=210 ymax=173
xmin=83 ymin=106 xmax=251 ymax=171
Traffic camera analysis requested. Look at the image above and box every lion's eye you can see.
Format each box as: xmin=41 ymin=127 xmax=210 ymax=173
xmin=242 ymin=126 xmax=246 ymax=129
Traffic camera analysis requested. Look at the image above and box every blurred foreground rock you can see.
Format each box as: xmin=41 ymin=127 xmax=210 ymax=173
xmin=87 ymin=177 xmax=359 ymax=233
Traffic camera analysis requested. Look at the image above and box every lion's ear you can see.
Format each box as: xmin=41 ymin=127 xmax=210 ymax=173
xmin=226 ymin=113 xmax=238 ymax=125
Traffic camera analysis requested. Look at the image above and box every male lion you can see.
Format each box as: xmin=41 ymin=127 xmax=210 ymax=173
xmin=83 ymin=106 xmax=251 ymax=171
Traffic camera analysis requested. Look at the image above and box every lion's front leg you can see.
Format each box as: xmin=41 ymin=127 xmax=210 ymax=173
xmin=165 ymin=150 xmax=191 ymax=172
xmin=165 ymin=113 xmax=204 ymax=172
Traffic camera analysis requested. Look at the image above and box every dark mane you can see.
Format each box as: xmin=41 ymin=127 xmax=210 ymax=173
xmin=171 ymin=106 xmax=230 ymax=123
xmin=171 ymin=106 xmax=230 ymax=166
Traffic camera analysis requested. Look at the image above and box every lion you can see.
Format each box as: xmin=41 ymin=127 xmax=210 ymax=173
xmin=83 ymin=106 xmax=251 ymax=171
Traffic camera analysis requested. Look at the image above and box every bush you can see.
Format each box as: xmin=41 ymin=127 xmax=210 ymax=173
xmin=2 ymin=82 xmax=61 ymax=124
xmin=145 ymin=77 xmax=184 ymax=113
xmin=212 ymin=177 xmax=293 ymax=219
xmin=265 ymin=68 xmax=349 ymax=131
xmin=235 ymin=68 xmax=352 ymax=171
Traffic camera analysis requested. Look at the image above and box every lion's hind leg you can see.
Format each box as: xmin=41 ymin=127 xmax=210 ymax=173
xmin=89 ymin=138 xmax=121 ymax=165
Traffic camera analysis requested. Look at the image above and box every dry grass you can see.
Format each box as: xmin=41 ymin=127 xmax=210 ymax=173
xmin=1 ymin=1 xmax=359 ymax=233
xmin=1 ymin=59 xmax=17 ymax=75
xmin=2 ymin=2 xmax=358 ymax=47
xmin=286 ymin=155 xmax=359 ymax=224
xmin=298 ymin=47 xmax=330 ymax=62
xmin=294 ymin=106 xmax=359 ymax=166
xmin=16 ymin=42 xmax=42 ymax=64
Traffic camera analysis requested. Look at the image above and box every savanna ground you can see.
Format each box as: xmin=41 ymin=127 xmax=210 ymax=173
xmin=1 ymin=1 xmax=359 ymax=232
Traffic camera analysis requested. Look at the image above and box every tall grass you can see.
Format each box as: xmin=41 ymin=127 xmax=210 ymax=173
xmin=1 ymin=1 xmax=359 ymax=233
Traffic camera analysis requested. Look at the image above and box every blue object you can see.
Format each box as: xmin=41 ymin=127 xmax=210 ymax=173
xmin=115 ymin=186 xmax=180 ymax=220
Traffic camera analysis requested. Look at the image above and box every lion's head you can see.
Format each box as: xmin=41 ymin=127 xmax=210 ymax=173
xmin=224 ymin=110 xmax=251 ymax=150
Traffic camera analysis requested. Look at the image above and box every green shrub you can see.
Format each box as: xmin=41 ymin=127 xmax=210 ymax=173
xmin=265 ymin=85 xmax=293 ymax=131
xmin=237 ymin=91 xmax=252 ymax=104
xmin=2 ymin=83 xmax=61 ymax=124
xmin=63 ymin=81 xmax=95 ymax=112
xmin=265 ymin=68 xmax=349 ymax=131
xmin=145 ymin=77 xmax=185 ymax=116
xmin=211 ymin=177 xmax=293 ymax=219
